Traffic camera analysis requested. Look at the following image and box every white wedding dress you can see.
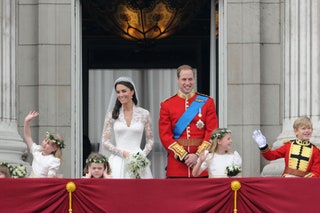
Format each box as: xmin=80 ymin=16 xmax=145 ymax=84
xmin=101 ymin=105 xmax=154 ymax=178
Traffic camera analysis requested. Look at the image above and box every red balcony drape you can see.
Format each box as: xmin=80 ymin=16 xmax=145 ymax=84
xmin=1 ymin=177 xmax=319 ymax=213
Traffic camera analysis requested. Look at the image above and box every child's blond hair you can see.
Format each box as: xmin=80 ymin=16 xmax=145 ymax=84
xmin=205 ymin=128 xmax=232 ymax=163
xmin=293 ymin=116 xmax=313 ymax=130
xmin=46 ymin=132 xmax=64 ymax=161
xmin=208 ymin=128 xmax=232 ymax=153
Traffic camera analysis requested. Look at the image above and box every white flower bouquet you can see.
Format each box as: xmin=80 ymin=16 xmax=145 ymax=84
xmin=125 ymin=152 xmax=150 ymax=179
xmin=0 ymin=162 xmax=27 ymax=178
xmin=225 ymin=165 xmax=242 ymax=177
xmin=12 ymin=164 xmax=27 ymax=178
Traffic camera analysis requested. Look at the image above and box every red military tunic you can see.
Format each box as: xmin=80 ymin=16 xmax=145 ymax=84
xmin=159 ymin=90 xmax=218 ymax=177
xmin=260 ymin=139 xmax=320 ymax=177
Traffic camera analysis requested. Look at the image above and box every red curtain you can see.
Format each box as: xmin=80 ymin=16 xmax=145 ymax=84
xmin=1 ymin=177 xmax=319 ymax=213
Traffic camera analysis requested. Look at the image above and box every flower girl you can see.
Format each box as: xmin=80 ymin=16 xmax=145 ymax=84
xmin=192 ymin=128 xmax=242 ymax=178
xmin=24 ymin=111 xmax=64 ymax=177
xmin=83 ymin=152 xmax=111 ymax=178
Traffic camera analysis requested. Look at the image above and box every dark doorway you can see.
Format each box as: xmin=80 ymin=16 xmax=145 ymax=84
xmin=81 ymin=0 xmax=215 ymax=136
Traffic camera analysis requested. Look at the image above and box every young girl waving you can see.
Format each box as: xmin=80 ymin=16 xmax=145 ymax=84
xmin=24 ymin=111 xmax=64 ymax=177
xmin=192 ymin=128 xmax=242 ymax=178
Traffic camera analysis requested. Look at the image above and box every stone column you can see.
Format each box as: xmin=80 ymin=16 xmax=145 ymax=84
xmin=262 ymin=0 xmax=320 ymax=176
xmin=0 ymin=0 xmax=28 ymax=165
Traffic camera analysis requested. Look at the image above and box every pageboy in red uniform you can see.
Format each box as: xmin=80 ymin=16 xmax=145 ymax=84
xmin=253 ymin=116 xmax=320 ymax=177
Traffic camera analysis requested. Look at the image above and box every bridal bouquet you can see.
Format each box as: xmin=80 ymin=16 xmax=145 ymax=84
xmin=12 ymin=164 xmax=28 ymax=178
xmin=225 ymin=165 xmax=242 ymax=177
xmin=0 ymin=162 xmax=27 ymax=178
xmin=125 ymin=152 xmax=150 ymax=179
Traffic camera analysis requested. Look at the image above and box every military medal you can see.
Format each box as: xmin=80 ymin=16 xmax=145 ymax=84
xmin=196 ymin=119 xmax=204 ymax=129
xmin=196 ymin=108 xmax=204 ymax=129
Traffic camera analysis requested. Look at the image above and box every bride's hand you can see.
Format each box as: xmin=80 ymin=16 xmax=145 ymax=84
xmin=123 ymin=150 xmax=130 ymax=158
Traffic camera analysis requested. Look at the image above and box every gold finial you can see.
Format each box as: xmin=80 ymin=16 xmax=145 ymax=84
xmin=66 ymin=181 xmax=77 ymax=213
xmin=231 ymin=180 xmax=241 ymax=191
xmin=66 ymin=181 xmax=76 ymax=192
xmin=230 ymin=180 xmax=241 ymax=213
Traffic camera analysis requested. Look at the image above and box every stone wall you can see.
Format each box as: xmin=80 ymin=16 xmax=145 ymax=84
xmin=226 ymin=0 xmax=283 ymax=176
xmin=17 ymin=0 xmax=72 ymax=177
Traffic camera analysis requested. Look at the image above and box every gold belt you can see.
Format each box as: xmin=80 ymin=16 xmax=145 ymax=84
xmin=176 ymin=139 xmax=202 ymax=146
xmin=283 ymin=167 xmax=308 ymax=177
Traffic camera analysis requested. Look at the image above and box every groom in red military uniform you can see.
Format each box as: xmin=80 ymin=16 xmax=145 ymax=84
xmin=159 ymin=65 xmax=218 ymax=178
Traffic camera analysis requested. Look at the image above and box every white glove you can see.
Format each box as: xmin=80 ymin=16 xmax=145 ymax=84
xmin=252 ymin=130 xmax=267 ymax=148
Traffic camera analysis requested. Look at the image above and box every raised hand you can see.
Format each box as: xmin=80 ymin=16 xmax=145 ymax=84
xmin=24 ymin=111 xmax=39 ymax=149
xmin=25 ymin=111 xmax=39 ymax=122
xmin=252 ymin=130 xmax=267 ymax=148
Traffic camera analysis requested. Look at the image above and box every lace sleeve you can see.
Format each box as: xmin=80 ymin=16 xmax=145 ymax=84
xmin=142 ymin=110 xmax=154 ymax=156
xmin=102 ymin=112 xmax=124 ymax=157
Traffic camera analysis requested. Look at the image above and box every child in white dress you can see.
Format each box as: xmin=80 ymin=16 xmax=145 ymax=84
xmin=192 ymin=128 xmax=242 ymax=178
xmin=24 ymin=111 xmax=65 ymax=177
xmin=83 ymin=152 xmax=112 ymax=178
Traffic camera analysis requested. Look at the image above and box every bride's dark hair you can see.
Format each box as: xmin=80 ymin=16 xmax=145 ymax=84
xmin=112 ymin=81 xmax=138 ymax=119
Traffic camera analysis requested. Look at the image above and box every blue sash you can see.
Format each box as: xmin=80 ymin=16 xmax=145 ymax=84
xmin=173 ymin=95 xmax=208 ymax=139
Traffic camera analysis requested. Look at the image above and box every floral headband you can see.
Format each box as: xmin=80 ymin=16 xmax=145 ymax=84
xmin=46 ymin=131 xmax=65 ymax=149
xmin=210 ymin=128 xmax=232 ymax=141
xmin=0 ymin=162 xmax=27 ymax=178
xmin=86 ymin=156 xmax=108 ymax=164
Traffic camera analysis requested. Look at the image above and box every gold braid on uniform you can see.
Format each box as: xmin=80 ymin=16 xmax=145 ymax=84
xmin=168 ymin=142 xmax=188 ymax=161
xmin=196 ymin=141 xmax=211 ymax=156
xmin=304 ymin=173 xmax=314 ymax=178
xmin=288 ymin=139 xmax=312 ymax=173
xmin=259 ymin=144 xmax=270 ymax=152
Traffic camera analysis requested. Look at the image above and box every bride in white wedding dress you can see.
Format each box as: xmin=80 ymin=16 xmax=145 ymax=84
xmin=100 ymin=76 xmax=154 ymax=178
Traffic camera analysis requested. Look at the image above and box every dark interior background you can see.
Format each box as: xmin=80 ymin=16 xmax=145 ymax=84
xmin=81 ymin=0 xmax=216 ymax=136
